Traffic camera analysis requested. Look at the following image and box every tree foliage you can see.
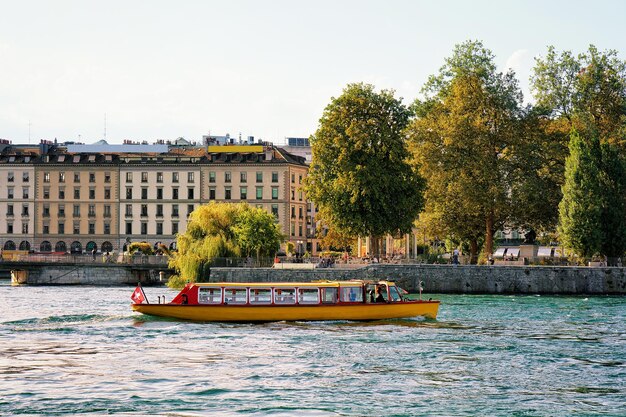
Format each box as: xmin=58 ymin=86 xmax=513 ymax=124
xmin=168 ymin=202 xmax=283 ymax=287
xmin=304 ymin=83 xmax=425 ymax=255
xmin=408 ymin=41 xmax=523 ymax=262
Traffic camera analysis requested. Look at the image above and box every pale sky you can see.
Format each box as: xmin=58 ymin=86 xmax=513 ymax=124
xmin=1 ymin=0 xmax=624 ymax=145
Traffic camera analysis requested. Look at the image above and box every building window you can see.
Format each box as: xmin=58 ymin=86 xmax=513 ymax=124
xmin=58 ymin=223 xmax=64 ymax=235
xmin=104 ymin=172 xmax=111 ymax=183
xmin=23 ymin=172 xmax=29 ymax=182
xmin=299 ymin=207 xmax=303 ymax=219
xmin=59 ymin=188 xmax=65 ymax=199
xmin=8 ymin=188 xmax=13 ymax=199
xmin=172 ymin=204 xmax=179 ymax=217
xmin=256 ymin=172 xmax=263 ymax=183
xmin=73 ymin=222 xmax=80 ymax=235
xmin=43 ymin=223 xmax=49 ymax=234
xmin=126 ymin=222 xmax=133 ymax=235
xmin=58 ymin=205 xmax=65 ymax=218
xmin=225 ymin=188 xmax=231 ymax=200
xmin=209 ymin=188 xmax=216 ymax=200
xmin=22 ymin=204 xmax=29 ymax=216
xmin=59 ymin=172 xmax=65 ymax=183
xmin=22 ymin=223 xmax=28 ymax=234
xmin=105 ymin=188 xmax=111 ymax=199
xmin=43 ymin=204 xmax=50 ymax=217
xmin=88 ymin=204 xmax=96 ymax=217
xmin=291 ymin=173 xmax=295 ymax=183
xmin=299 ymin=223 xmax=303 ymax=237
xmin=156 ymin=204 xmax=163 ymax=217
xmin=172 ymin=172 xmax=179 ymax=183
xmin=73 ymin=205 xmax=80 ymax=217
xmin=89 ymin=223 xmax=95 ymax=234
xmin=126 ymin=172 xmax=133 ymax=183
xmin=291 ymin=223 xmax=295 ymax=236
xmin=126 ymin=188 xmax=132 ymax=199
xmin=43 ymin=188 xmax=50 ymax=199
xmin=74 ymin=188 xmax=80 ymax=199
xmin=89 ymin=172 xmax=96 ymax=183
xmin=271 ymin=187 xmax=279 ymax=200
xmin=256 ymin=187 xmax=263 ymax=200
xmin=157 ymin=172 xmax=163 ymax=183
xmin=157 ymin=188 xmax=163 ymax=200
xmin=172 ymin=188 xmax=178 ymax=200
xmin=240 ymin=172 xmax=247 ymax=183
xmin=188 ymin=188 xmax=194 ymax=199
xmin=188 ymin=172 xmax=194 ymax=183
xmin=271 ymin=204 xmax=279 ymax=219
xmin=104 ymin=223 xmax=110 ymax=235
xmin=125 ymin=204 xmax=132 ymax=216
xmin=8 ymin=172 xmax=14 ymax=182
xmin=141 ymin=222 xmax=147 ymax=235
xmin=209 ymin=172 xmax=216 ymax=183
xmin=74 ymin=172 xmax=80 ymax=183
xmin=291 ymin=206 xmax=296 ymax=218
xmin=156 ymin=223 xmax=163 ymax=235
xmin=43 ymin=172 xmax=50 ymax=183
xmin=187 ymin=204 xmax=194 ymax=216
xmin=141 ymin=188 xmax=148 ymax=200
xmin=225 ymin=172 xmax=231 ymax=183
xmin=299 ymin=191 xmax=303 ymax=201
xmin=89 ymin=188 xmax=95 ymax=199
xmin=141 ymin=204 xmax=148 ymax=217
xmin=104 ymin=205 xmax=111 ymax=218
xmin=299 ymin=174 xmax=303 ymax=184
xmin=23 ymin=187 xmax=29 ymax=199
xmin=141 ymin=172 xmax=148 ymax=183
xmin=8 ymin=223 xmax=13 ymax=233
xmin=172 ymin=222 xmax=179 ymax=235
xmin=7 ymin=204 xmax=14 ymax=216
xmin=240 ymin=187 xmax=247 ymax=200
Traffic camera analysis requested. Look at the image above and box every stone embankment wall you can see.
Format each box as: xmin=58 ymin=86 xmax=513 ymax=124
xmin=18 ymin=264 xmax=162 ymax=285
xmin=211 ymin=264 xmax=626 ymax=295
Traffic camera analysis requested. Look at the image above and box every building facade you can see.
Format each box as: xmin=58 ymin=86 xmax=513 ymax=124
xmin=0 ymin=141 xmax=310 ymax=255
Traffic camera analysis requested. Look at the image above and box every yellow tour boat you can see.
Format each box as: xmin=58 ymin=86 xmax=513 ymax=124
xmin=131 ymin=280 xmax=440 ymax=322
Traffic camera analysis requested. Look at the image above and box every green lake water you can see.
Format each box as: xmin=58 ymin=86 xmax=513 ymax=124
xmin=1 ymin=281 xmax=624 ymax=416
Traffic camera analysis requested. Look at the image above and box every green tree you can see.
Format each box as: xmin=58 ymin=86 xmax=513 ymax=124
xmin=408 ymin=41 xmax=523 ymax=261
xmin=598 ymin=141 xmax=626 ymax=262
xmin=168 ymin=202 xmax=284 ymax=287
xmin=304 ymin=83 xmax=425 ymax=257
xmin=231 ymin=206 xmax=283 ymax=260
xmin=558 ymin=130 xmax=605 ymax=259
xmin=531 ymin=45 xmax=626 ymax=147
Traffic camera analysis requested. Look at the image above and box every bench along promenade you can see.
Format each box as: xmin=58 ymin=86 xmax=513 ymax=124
xmin=2 ymin=256 xmax=625 ymax=294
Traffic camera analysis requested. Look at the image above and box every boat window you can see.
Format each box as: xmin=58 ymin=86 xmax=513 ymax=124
xmin=340 ymin=286 xmax=363 ymax=302
xmin=320 ymin=287 xmax=338 ymax=304
xmin=274 ymin=288 xmax=296 ymax=304
xmin=198 ymin=287 xmax=222 ymax=304
xmin=224 ymin=288 xmax=248 ymax=304
xmin=298 ymin=288 xmax=319 ymax=304
xmin=388 ymin=286 xmax=402 ymax=302
xmin=249 ymin=288 xmax=272 ymax=304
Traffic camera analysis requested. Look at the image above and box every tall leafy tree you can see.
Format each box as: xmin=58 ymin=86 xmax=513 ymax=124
xmin=408 ymin=41 xmax=523 ymax=261
xmin=598 ymin=141 xmax=626 ymax=262
xmin=232 ymin=207 xmax=283 ymax=260
xmin=558 ymin=131 xmax=604 ymax=258
xmin=304 ymin=83 xmax=425 ymax=256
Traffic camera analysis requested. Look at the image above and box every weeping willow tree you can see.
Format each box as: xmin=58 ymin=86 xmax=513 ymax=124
xmin=168 ymin=202 xmax=283 ymax=288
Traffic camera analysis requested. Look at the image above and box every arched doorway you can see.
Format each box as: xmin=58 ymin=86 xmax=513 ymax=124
xmin=40 ymin=241 xmax=52 ymax=252
xmin=86 ymin=241 xmax=97 ymax=253
xmin=70 ymin=241 xmax=82 ymax=254
xmin=3 ymin=241 xmax=16 ymax=250
xmin=101 ymin=241 xmax=113 ymax=253
xmin=55 ymin=241 xmax=67 ymax=253
xmin=19 ymin=241 xmax=31 ymax=251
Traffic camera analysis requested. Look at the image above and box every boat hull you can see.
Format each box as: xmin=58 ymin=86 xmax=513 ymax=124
xmin=132 ymin=301 xmax=439 ymax=322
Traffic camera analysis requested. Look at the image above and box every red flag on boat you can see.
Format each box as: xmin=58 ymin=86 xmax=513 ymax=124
xmin=131 ymin=285 xmax=147 ymax=304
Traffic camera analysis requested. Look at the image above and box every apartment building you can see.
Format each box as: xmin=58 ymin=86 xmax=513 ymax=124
xmin=0 ymin=141 xmax=310 ymax=255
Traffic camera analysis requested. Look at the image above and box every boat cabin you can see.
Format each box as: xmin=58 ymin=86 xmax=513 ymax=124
xmin=172 ymin=280 xmax=407 ymax=306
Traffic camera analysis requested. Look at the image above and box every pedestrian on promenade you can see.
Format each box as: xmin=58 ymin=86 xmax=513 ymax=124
xmin=453 ymin=248 xmax=459 ymax=265
xmin=92 ymin=248 xmax=96 ymax=261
